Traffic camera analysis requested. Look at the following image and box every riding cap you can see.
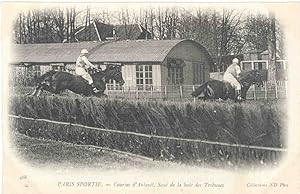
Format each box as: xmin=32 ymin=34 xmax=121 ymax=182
xmin=232 ymin=58 xmax=239 ymax=64
xmin=81 ymin=49 xmax=89 ymax=54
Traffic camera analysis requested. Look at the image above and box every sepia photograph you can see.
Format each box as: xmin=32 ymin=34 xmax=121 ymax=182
xmin=1 ymin=2 xmax=300 ymax=194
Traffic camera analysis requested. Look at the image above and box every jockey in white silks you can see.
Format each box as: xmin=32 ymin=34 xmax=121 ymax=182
xmin=223 ymin=58 xmax=242 ymax=100
xmin=75 ymin=49 xmax=100 ymax=93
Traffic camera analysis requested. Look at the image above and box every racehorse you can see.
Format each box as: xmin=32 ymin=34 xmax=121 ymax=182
xmin=30 ymin=65 xmax=125 ymax=97
xmin=191 ymin=69 xmax=265 ymax=101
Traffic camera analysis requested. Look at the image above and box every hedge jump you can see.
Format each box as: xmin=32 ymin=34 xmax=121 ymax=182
xmin=9 ymin=115 xmax=286 ymax=167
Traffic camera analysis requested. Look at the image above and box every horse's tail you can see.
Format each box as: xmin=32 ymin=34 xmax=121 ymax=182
xmin=191 ymin=81 xmax=208 ymax=97
xmin=35 ymin=70 xmax=57 ymax=84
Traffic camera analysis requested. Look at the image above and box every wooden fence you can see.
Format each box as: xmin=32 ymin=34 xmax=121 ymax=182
xmin=9 ymin=115 xmax=286 ymax=167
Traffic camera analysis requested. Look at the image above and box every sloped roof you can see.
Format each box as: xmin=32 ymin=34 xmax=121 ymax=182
xmin=75 ymin=24 xmax=100 ymax=42
xmin=115 ymin=24 xmax=143 ymax=40
xmin=260 ymin=50 xmax=269 ymax=55
xmin=75 ymin=21 xmax=151 ymax=42
xmin=88 ymin=39 xmax=185 ymax=63
xmin=94 ymin=22 xmax=114 ymax=41
xmin=11 ymin=39 xmax=212 ymax=64
xmin=260 ymin=49 xmax=281 ymax=58
xmin=10 ymin=42 xmax=106 ymax=63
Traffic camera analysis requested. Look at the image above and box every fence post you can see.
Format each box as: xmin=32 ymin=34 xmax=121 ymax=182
xmin=106 ymin=85 xmax=109 ymax=96
xmin=192 ymin=85 xmax=196 ymax=103
xmin=136 ymin=87 xmax=139 ymax=99
xmin=179 ymin=85 xmax=183 ymax=100
xmin=122 ymin=86 xmax=125 ymax=98
xmin=275 ymin=81 xmax=278 ymax=99
xmin=285 ymin=80 xmax=288 ymax=98
xmin=164 ymin=86 xmax=167 ymax=99
xmin=264 ymin=81 xmax=267 ymax=100
xmin=151 ymin=86 xmax=153 ymax=99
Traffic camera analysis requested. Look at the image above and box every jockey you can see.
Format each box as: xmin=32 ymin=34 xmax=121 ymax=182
xmin=75 ymin=49 xmax=100 ymax=93
xmin=223 ymin=58 xmax=242 ymax=100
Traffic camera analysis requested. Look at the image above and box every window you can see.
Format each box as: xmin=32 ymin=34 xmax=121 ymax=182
xmin=26 ymin=65 xmax=41 ymax=78
xmin=136 ymin=65 xmax=153 ymax=90
xmin=168 ymin=66 xmax=183 ymax=85
xmin=193 ymin=62 xmax=205 ymax=84
xmin=254 ymin=62 xmax=263 ymax=70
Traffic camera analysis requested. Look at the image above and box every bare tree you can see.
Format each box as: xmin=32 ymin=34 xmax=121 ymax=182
xmin=244 ymin=13 xmax=269 ymax=51
xmin=219 ymin=9 xmax=246 ymax=56
xmin=155 ymin=7 xmax=165 ymax=40
xmin=14 ymin=8 xmax=77 ymax=43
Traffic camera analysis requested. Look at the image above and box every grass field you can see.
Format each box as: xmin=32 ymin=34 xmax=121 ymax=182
xmin=11 ymin=132 xmax=182 ymax=170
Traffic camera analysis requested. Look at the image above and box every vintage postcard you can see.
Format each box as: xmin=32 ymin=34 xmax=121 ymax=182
xmin=1 ymin=2 xmax=300 ymax=194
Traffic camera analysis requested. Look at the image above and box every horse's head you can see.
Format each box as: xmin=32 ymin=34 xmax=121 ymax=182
xmin=240 ymin=70 xmax=264 ymax=87
xmin=104 ymin=65 xmax=125 ymax=86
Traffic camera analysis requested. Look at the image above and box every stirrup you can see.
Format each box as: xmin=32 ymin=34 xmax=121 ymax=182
xmin=92 ymin=87 xmax=100 ymax=93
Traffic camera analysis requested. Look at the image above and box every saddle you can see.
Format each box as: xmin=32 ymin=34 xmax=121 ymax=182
xmin=74 ymin=75 xmax=89 ymax=84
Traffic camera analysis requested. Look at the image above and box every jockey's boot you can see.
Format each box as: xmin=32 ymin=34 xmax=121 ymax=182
xmin=236 ymin=90 xmax=242 ymax=101
xmin=91 ymin=84 xmax=100 ymax=93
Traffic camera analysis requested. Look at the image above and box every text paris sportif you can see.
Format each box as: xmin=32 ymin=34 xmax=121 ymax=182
xmin=57 ymin=181 xmax=225 ymax=188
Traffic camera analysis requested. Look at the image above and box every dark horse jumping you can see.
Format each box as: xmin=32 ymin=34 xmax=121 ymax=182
xmin=31 ymin=65 xmax=125 ymax=97
xmin=191 ymin=69 xmax=265 ymax=101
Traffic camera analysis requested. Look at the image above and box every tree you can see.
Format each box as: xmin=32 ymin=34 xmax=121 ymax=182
xmin=13 ymin=7 xmax=79 ymax=44
xmin=218 ymin=8 xmax=246 ymax=57
xmin=268 ymin=12 xmax=277 ymax=82
xmin=244 ymin=13 xmax=270 ymax=51
xmin=65 ymin=7 xmax=77 ymax=42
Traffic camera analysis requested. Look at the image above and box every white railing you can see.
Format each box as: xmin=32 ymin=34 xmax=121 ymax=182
xmin=105 ymin=81 xmax=288 ymax=100
xmin=13 ymin=80 xmax=288 ymax=100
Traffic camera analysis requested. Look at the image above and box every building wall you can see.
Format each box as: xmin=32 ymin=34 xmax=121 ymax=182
xmin=161 ymin=65 xmax=168 ymax=86
xmin=210 ymin=72 xmax=224 ymax=81
xmin=122 ymin=64 xmax=136 ymax=89
xmin=64 ymin=62 xmax=161 ymax=90
xmin=115 ymin=63 xmax=161 ymax=90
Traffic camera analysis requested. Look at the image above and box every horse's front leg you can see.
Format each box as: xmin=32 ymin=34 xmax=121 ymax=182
xmin=30 ymin=84 xmax=42 ymax=96
xmin=30 ymin=88 xmax=38 ymax=96
xmin=36 ymin=89 xmax=43 ymax=96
